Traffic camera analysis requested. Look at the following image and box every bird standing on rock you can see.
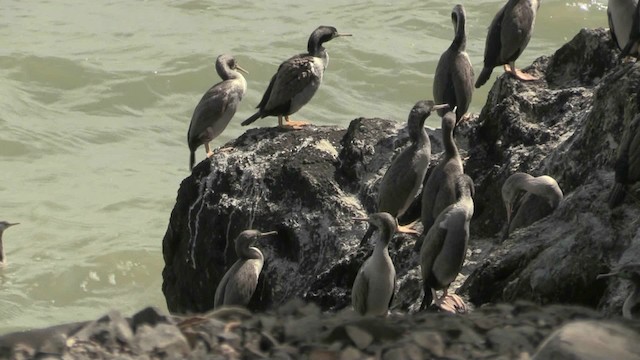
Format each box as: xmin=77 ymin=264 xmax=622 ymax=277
xmin=501 ymin=172 xmax=563 ymax=237
xmin=0 ymin=221 xmax=19 ymax=266
xmin=598 ymin=263 xmax=640 ymax=319
xmin=351 ymin=212 xmax=397 ymax=316
xmin=415 ymin=111 xmax=464 ymax=253
xmin=214 ymin=230 xmax=277 ymax=309
xmin=419 ymin=174 xmax=474 ymax=313
xmin=360 ymin=101 xmax=448 ymax=245
xmin=433 ymin=4 xmax=474 ymax=125
xmin=187 ymin=54 xmax=248 ymax=170
xmin=475 ymin=0 xmax=540 ymax=88
xmin=608 ymin=0 xmax=640 ymax=58
xmin=241 ymin=26 xmax=351 ymax=129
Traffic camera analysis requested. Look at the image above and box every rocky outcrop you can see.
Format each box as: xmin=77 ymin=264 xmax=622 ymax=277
xmin=2 ymin=301 xmax=639 ymax=359
xmin=163 ymin=28 xmax=640 ymax=317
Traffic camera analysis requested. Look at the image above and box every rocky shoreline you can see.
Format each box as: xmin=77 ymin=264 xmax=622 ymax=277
xmin=2 ymin=27 xmax=640 ymax=359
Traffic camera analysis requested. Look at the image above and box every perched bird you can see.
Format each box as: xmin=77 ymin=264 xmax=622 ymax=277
xmin=501 ymin=172 xmax=563 ymax=237
xmin=214 ymin=230 xmax=277 ymax=309
xmin=598 ymin=263 xmax=640 ymax=319
xmin=414 ymin=111 xmax=463 ymax=252
xmin=608 ymin=114 xmax=640 ymax=208
xmin=419 ymin=174 xmax=474 ymax=313
xmin=360 ymin=101 xmax=448 ymax=246
xmin=351 ymin=212 xmax=397 ymax=316
xmin=241 ymin=26 xmax=351 ymax=128
xmin=475 ymin=0 xmax=540 ymax=88
xmin=608 ymin=0 xmax=640 ymax=57
xmin=188 ymin=54 xmax=248 ymax=170
xmin=433 ymin=4 xmax=474 ymax=124
xmin=0 ymin=221 xmax=19 ymax=266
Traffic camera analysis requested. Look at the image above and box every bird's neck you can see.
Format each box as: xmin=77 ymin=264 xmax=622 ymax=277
xmin=241 ymin=246 xmax=264 ymax=261
xmin=0 ymin=231 xmax=5 ymax=264
xmin=410 ymin=123 xmax=429 ymax=145
xmin=623 ymin=283 xmax=640 ymax=319
xmin=452 ymin=13 xmax=467 ymax=51
xmin=443 ymin=125 xmax=458 ymax=158
xmin=308 ymin=41 xmax=327 ymax=58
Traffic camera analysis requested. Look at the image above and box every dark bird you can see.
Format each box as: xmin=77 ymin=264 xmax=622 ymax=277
xmin=188 ymin=54 xmax=248 ymax=170
xmin=360 ymin=101 xmax=448 ymax=246
xmin=608 ymin=114 xmax=640 ymax=208
xmin=475 ymin=0 xmax=540 ymax=88
xmin=419 ymin=174 xmax=474 ymax=313
xmin=598 ymin=263 xmax=640 ymax=319
xmin=433 ymin=4 xmax=474 ymax=124
xmin=241 ymin=26 xmax=351 ymax=128
xmin=608 ymin=0 xmax=640 ymax=57
xmin=414 ymin=111 xmax=463 ymax=252
xmin=0 ymin=221 xmax=19 ymax=266
xmin=502 ymin=172 xmax=563 ymax=238
xmin=351 ymin=212 xmax=396 ymax=316
xmin=214 ymin=230 xmax=277 ymax=309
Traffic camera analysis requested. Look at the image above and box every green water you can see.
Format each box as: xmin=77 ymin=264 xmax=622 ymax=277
xmin=0 ymin=0 xmax=606 ymax=333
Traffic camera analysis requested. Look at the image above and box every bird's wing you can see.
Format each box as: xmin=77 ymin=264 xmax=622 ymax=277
xmin=420 ymin=209 xmax=449 ymax=288
xmin=452 ymin=53 xmax=474 ymax=118
xmin=499 ymin=2 xmax=534 ymax=63
xmin=222 ymin=260 xmax=261 ymax=307
xmin=608 ymin=8 xmax=619 ymax=51
xmin=421 ymin=165 xmax=445 ymax=231
xmin=482 ymin=4 xmax=506 ymax=67
xmin=352 ymin=264 xmax=369 ymax=315
xmin=187 ymin=82 xmax=231 ymax=145
xmin=264 ymin=55 xmax=320 ymax=111
xmin=377 ymin=148 xmax=421 ymax=216
xmin=508 ymin=193 xmax=554 ymax=233
xmin=214 ymin=261 xmax=238 ymax=308
xmin=432 ymin=210 xmax=468 ymax=287
xmin=256 ymin=72 xmax=278 ymax=111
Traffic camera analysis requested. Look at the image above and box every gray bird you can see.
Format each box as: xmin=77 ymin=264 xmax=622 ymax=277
xmin=608 ymin=114 xmax=640 ymax=208
xmin=502 ymin=172 xmax=563 ymax=237
xmin=433 ymin=4 xmax=474 ymax=124
xmin=475 ymin=0 xmax=540 ymax=88
xmin=241 ymin=26 xmax=351 ymax=128
xmin=598 ymin=263 xmax=640 ymax=319
xmin=0 ymin=221 xmax=19 ymax=265
xmin=419 ymin=174 xmax=474 ymax=313
xmin=414 ymin=111 xmax=463 ymax=253
xmin=188 ymin=54 xmax=248 ymax=170
xmin=214 ymin=230 xmax=277 ymax=309
xmin=608 ymin=0 xmax=640 ymax=57
xmin=351 ymin=212 xmax=397 ymax=316
xmin=360 ymin=101 xmax=448 ymax=246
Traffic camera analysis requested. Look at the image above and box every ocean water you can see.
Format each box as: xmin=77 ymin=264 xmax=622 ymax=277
xmin=0 ymin=0 xmax=606 ymax=333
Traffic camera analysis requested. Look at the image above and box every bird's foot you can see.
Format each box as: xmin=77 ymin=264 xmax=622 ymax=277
xmin=435 ymin=293 xmax=468 ymax=314
xmin=396 ymin=224 xmax=419 ymax=235
xmin=456 ymin=113 xmax=472 ymax=126
xmin=504 ymin=65 xmax=538 ymax=81
xmin=281 ymin=119 xmax=309 ymax=130
xmin=218 ymin=146 xmax=234 ymax=153
xmin=206 ymin=151 xmax=214 ymax=158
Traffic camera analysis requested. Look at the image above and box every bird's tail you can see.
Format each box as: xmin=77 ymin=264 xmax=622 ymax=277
xmin=608 ymin=183 xmax=626 ymax=209
xmin=359 ymin=226 xmax=375 ymax=247
xmin=241 ymin=111 xmax=262 ymax=126
xmin=420 ymin=287 xmax=434 ymax=311
xmin=475 ymin=67 xmax=494 ymax=88
xmin=189 ymin=150 xmax=196 ymax=171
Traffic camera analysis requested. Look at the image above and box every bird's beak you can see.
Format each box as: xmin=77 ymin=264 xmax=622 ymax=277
xmin=352 ymin=217 xmax=369 ymax=222
xmin=433 ymin=103 xmax=449 ymax=111
xmin=236 ymin=65 xmax=249 ymax=75
xmin=7 ymin=223 xmax=19 ymax=228
xmin=260 ymin=231 xmax=278 ymax=237
xmin=337 ymin=33 xmax=353 ymax=37
xmin=597 ymin=271 xmax=619 ymax=279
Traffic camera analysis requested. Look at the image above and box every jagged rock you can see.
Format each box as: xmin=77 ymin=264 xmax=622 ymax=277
xmin=460 ymin=27 xmax=640 ymax=313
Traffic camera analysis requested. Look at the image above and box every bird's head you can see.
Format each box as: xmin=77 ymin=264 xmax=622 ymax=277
xmin=353 ymin=212 xmax=396 ymax=244
xmin=234 ymin=229 xmax=277 ymax=256
xmin=0 ymin=221 xmax=19 ymax=233
xmin=216 ymin=54 xmax=248 ymax=76
xmin=308 ymin=26 xmax=352 ymax=53
xmin=598 ymin=263 xmax=640 ymax=283
xmin=407 ymin=100 xmax=449 ymax=135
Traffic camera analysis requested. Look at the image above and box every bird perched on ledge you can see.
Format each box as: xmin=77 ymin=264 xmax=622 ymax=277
xmin=501 ymin=172 xmax=563 ymax=238
xmin=214 ymin=229 xmax=277 ymax=309
xmin=188 ymin=54 xmax=248 ymax=170
xmin=433 ymin=4 xmax=474 ymax=125
xmin=360 ymin=101 xmax=448 ymax=246
xmin=241 ymin=26 xmax=351 ymax=129
xmin=475 ymin=0 xmax=540 ymax=88
xmin=598 ymin=263 xmax=640 ymax=319
xmin=0 ymin=221 xmax=19 ymax=266
xmin=352 ymin=212 xmax=397 ymax=316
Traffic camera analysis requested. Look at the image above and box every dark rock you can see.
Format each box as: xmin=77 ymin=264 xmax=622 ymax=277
xmin=131 ymin=306 xmax=174 ymax=332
